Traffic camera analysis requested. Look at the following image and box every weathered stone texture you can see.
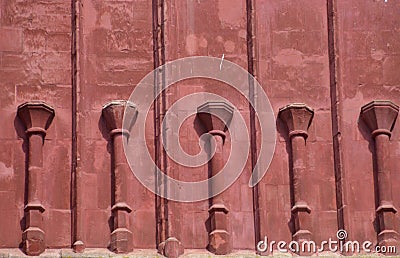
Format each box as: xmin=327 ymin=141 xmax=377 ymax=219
xmin=0 ymin=0 xmax=72 ymax=250
xmin=0 ymin=0 xmax=399 ymax=257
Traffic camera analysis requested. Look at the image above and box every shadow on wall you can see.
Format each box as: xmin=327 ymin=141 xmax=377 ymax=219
xmin=98 ymin=115 xmax=114 ymax=248
xmin=276 ymin=115 xmax=296 ymax=237
xmin=14 ymin=115 xmax=28 ymax=250
xmin=358 ymin=114 xmax=384 ymax=238
xmin=193 ymin=115 xmax=213 ymax=247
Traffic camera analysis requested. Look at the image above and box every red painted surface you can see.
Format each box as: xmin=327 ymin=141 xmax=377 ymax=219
xmin=0 ymin=0 xmax=399 ymax=256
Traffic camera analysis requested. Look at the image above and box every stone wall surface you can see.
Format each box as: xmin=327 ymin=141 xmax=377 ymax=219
xmin=0 ymin=0 xmax=399 ymax=257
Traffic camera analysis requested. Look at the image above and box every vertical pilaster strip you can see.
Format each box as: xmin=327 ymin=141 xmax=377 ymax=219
xmin=71 ymin=0 xmax=84 ymax=253
xmin=245 ymin=0 xmax=261 ymax=250
xmin=360 ymin=100 xmax=399 ymax=249
xmin=198 ymin=102 xmax=234 ymax=255
xmin=327 ymin=0 xmax=346 ymax=235
xmin=102 ymin=100 xmax=138 ymax=253
xmin=17 ymin=101 xmax=55 ymax=256
xmin=278 ymin=103 xmax=314 ymax=248
xmin=152 ymin=0 xmax=164 ymax=247
xmin=152 ymin=0 xmax=173 ymax=256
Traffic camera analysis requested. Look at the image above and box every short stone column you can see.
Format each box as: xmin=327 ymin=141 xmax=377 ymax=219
xmin=197 ymin=101 xmax=234 ymax=255
xmin=360 ymin=100 xmax=399 ymax=247
xmin=278 ymin=103 xmax=314 ymax=243
xmin=102 ymin=100 xmax=137 ymax=253
xmin=17 ymin=101 xmax=55 ymax=256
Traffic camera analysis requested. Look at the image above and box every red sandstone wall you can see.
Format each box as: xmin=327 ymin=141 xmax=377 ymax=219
xmin=0 ymin=0 xmax=399 ymax=256
xmin=0 ymin=0 xmax=72 ymax=248
xmin=76 ymin=0 xmax=155 ymax=248
xmin=336 ymin=0 xmax=400 ymax=243
xmin=255 ymin=0 xmax=337 ymax=245
xmin=163 ymin=0 xmax=254 ymax=250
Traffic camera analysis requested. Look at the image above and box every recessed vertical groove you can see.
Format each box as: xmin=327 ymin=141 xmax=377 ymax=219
xmin=327 ymin=0 xmax=345 ymax=232
xmin=71 ymin=0 xmax=77 ymax=247
xmin=246 ymin=0 xmax=261 ymax=250
xmin=152 ymin=0 xmax=168 ymax=248
xmin=160 ymin=0 xmax=169 ymax=243
xmin=71 ymin=0 xmax=83 ymax=249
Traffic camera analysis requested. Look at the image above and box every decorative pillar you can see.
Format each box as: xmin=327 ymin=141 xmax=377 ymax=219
xmin=197 ymin=101 xmax=234 ymax=255
xmin=360 ymin=100 xmax=399 ymax=247
xmin=278 ymin=103 xmax=314 ymax=243
xmin=17 ymin=101 xmax=55 ymax=256
xmin=102 ymin=100 xmax=137 ymax=253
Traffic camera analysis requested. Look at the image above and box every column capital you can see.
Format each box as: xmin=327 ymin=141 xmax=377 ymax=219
xmin=197 ymin=101 xmax=234 ymax=132
xmin=208 ymin=204 xmax=229 ymax=214
xmin=278 ymin=103 xmax=314 ymax=139
xmin=102 ymin=100 xmax=138 ymax=136
xmin=111 ymin=202 xmax=132 ymax=213
xmin=376 ymin=202 xmax=398 ymax=214
xmin=291 ymin=201 xmax=311 ymax=214
xmin=24 ymin=202 xmax=45 ymax=213
xmin=360 ymin=100 xmax=399 ymax=138
xmin=208 ymin=129 xmax=226 ymax=139
xmin=17 ymin=101 xmax=55 ymax=135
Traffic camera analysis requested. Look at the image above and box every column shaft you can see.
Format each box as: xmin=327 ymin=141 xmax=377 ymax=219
xmin=360 ymin=100 xmax=399 ymax=249
xmin=102 ymin=101 xmax=137 ymax=254
xmin=110 ymin=132 xmax=133 ymax=253
xmin=290 ymin=134 xmax=311 ymax=242
xmin=17 ymin=101 xmax=54 ymax=256
xmin=291 ymin=135 xmax=307 ymax=204
xmin=112 ymin=133 xmax=128 ymax=205
xmin=207 ymin=131 xmax=231 ymax=255
xmin=375 ymin=134 xmax=392 ymax=204
xmin=278 ymin=103 xmax=314 ymax=246
xmin=374 ymin=133 xmax=398 ymax=244
xmin=197 ymin=101 xmax=234 ymax=256
xmin=210 ymin=133 xmax=224 ymax=204
xmin=24 ymin=132 xmax=46 ymax=256
xmin=27 ymin=134 xmax=44 ymax=205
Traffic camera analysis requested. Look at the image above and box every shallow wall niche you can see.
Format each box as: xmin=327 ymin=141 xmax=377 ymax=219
xmin=102 ymin=100 xmax=137 ymax=253
xmin=17 ymin=101 xmax=55 ymax=256
xmin=197 ymin=101 xmax=234 ymax=255
xmin=278 ymin=103 xmax=314 ymax=247
xmin=360 ymin=100 xmax=399 ymax=249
